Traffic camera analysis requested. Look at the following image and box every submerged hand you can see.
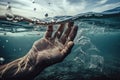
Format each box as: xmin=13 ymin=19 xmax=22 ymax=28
xmin=30 ymin=22 xmax=78 ymax=67
xmin=0 ymin=22 xmax=78 ymax=80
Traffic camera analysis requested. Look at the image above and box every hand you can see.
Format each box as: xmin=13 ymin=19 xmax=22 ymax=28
xmin=0 ymin=22 xmax=78 ymax=80
xmin=29 ymin=22 xmax=78 ymax=67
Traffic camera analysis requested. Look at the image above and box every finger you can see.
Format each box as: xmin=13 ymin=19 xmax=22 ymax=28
xmin=45 ymin=25 xmax=53 ymax=39
xmin=53 ymin=23 xmax=65 ymax=39
xmin=67 ymin=26 xmax=78 ymax=42
xmin=60 ymin=22 xmax=74 ymax=44
xmin=61 ymin=41 xmax=74 ymax=57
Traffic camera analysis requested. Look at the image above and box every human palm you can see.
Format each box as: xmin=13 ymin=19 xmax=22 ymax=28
xmin=31 ymin=22 xmax=78 ymax=66
xmin=0 ymin=15 xmax=78 ymax=80
xmin=0 ymin=22 xmax=78 ymax=80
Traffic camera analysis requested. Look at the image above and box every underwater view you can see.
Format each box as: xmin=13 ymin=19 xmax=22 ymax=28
xmin=0 ymin=0 xmax=120 ymax=80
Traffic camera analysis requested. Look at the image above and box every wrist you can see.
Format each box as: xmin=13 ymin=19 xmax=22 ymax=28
xmin=26 ymin=48 xmax=46 ymax=73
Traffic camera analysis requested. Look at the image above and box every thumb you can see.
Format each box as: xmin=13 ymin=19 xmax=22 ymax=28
xmin=67 ymin=41 xmax=74 ymax=51
xmin=61 ymin=41 xmax=74 ymax=57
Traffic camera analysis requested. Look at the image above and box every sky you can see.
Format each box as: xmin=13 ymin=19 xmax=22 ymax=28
xmin=0 ymin=0 xmax=120 ymax=18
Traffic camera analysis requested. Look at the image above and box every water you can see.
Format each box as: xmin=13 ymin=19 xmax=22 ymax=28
xmin=0 ymin=11 xmax=120 ymax=80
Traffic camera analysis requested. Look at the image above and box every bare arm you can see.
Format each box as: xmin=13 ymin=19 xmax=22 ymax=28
xmin=0 ymin=22 xmax=78 ymax=80
xmin=0 ymin=49 xmax=44 ymax=80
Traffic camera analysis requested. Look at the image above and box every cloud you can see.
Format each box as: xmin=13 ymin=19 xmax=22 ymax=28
xmin=67 ymin=0 xmax=83 ymax=4
xmin=92 ymin=2 xmax=120 ymax=12
xmin=0 ymin=0 xmax=28 ymax=7
xmin=0 ymin=0 xmax=120 ymax=18
xmin=97 ymin=0 xmax=108 ymax=5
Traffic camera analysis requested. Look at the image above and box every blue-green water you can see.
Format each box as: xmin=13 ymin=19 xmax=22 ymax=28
xmin=0 ymin=14 xmax=120 ymax=80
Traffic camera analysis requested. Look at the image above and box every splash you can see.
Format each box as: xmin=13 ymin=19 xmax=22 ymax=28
xmin=73 ymin=26 xmax=104 ymax=72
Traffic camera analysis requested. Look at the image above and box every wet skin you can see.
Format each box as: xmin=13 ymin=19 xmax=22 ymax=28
xmin=0 ymin=22 xmax=78 ymax=80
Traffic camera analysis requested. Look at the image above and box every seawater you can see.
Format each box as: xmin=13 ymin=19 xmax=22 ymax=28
xmin=0 ymin=14 xmax=120 ymax=80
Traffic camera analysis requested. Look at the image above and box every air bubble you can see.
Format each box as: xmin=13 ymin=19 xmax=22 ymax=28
xmin=6 ymin=40 xmax=8 ymax=43
xmin=14 ymin=48 xmax=16 ymax=51
xmin=0 ymin=57 xmax=5 ymax=64
xmin=19 ymin=48 xmax=22 ymax=51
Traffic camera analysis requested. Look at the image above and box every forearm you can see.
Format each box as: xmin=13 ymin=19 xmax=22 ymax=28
xmin=0 ymin=56 xmax=33 ymax=80
xmin=0 ymin=49 xmax=45 ymax=80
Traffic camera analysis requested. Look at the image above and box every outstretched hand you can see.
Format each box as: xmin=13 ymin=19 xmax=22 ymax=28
xmin=0 ymin=22 xmax=78 ymax=80
xmin=30 ymin=22 xmax=78 ymax=67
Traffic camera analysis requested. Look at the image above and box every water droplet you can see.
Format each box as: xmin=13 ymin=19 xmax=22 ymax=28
xmin=6 ymin=40 xmax=8 ymax=43
xmin=5 ymin=13 xmax=14 ymax=21
xmin=6 ymin=2 xmax=11 ymax=10
xmin=6 ymin=5 xmax=11 ymax=10
xmin=32 ymin=0 xmax=35 ymax=3
xmin=6 ymin=2 xmax=14 ymax=21
xmin=33 ymin=8 xmax=36 ymax=11
xmin=45 ymin=13 xmax=48 ymax=17
xmin=48 ymin=2 xmax=51 ymax=6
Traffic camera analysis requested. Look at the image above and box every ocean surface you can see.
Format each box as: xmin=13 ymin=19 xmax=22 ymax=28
xmin=0 ymin=10 xmax=120 ymax=80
